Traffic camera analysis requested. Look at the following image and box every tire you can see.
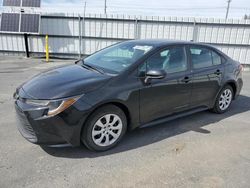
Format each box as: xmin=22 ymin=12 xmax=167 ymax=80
xmin=81 ymin=105 xmax=127 ymax=151
xmin=212 ymin=85 xmax=234 ymax=114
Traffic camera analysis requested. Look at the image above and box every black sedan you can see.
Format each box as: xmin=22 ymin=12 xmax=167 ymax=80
xmin=14 ymin=40 xmax=243 ymax=151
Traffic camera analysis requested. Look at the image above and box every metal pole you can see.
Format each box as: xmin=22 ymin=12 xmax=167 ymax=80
xmin=79 ymin=15 xmax=82 ymax=59
xmin=82 ymin=1 xmax=87 ymax=57
xmin=104 ymin=0 xmax=107 ymax=14
xmin=82 ymin=16 xmax=86 ymax=56
xmin=225 ymin=0 xmax=232 ymax=19
xmin=24 ymin=33 xmax=29 ymax=58
xmin=84 ymin=1 xmax=87 ymax=17
xmin=45 ymin=35 xmax=49 ymax=62
xmin=134 ymin=18 xmax=138 ymax=39
xmin=192 ymin=19 xmax=198 ymax=42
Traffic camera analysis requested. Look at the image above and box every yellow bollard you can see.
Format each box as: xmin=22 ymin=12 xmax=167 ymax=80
xmin=45 ymin=35 xmax=49 ymax=62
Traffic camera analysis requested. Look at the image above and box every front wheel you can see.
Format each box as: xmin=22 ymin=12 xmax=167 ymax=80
xmin=212 ymin=85 xmax=234 ymax=114
xmin=81 ymin=105 xmax=127 ymax=151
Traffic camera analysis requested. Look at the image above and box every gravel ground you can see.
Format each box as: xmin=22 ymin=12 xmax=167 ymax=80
xmin=0 ymin=56 xmax=250 ymax=188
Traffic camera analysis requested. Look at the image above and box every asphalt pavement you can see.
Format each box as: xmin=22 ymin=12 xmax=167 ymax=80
xmin=0 ymin=56 xmax=250 ymax=188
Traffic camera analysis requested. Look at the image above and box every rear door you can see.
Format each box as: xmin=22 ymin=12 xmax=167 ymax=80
xmin=188 ymin=45 xmax=225 ymax=107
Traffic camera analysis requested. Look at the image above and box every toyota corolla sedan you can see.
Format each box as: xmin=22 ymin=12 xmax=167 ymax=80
xmin=14 ymin=40 xmax=243 ymax=151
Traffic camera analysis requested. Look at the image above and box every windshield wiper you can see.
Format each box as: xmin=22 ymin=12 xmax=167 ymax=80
xmin=81 ymin=60 xmax=105 ymax=74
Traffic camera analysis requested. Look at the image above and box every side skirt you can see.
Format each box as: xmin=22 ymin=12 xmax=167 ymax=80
xmin=139 ymin=106 xmax=208 ymax=129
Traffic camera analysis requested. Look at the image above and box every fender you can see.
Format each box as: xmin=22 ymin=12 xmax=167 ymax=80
xmin=82 ymin=98 xmax=139 ymax=131
xmin=211 ymin=80 xmax=237 ymax=108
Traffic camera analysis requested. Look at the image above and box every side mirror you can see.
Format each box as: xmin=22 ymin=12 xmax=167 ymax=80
xmin=145 ymin=69 xmax=166 ymax=83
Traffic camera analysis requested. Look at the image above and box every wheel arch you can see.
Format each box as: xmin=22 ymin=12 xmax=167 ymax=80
xmin=224 ymin=81 xmax=237 ymax=99
xmin=80 ymin=101 xmax=131 ymax=151
xmin=212 ymin=80 xmax=237 ymax=109
xmin=83 ymin=101 xmax=131 ymax=130
xmin=108 ymin=101 xmax=131 ymax=126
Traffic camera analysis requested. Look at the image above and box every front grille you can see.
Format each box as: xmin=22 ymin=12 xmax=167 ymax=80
xmin=15 ymin=104 xmax=37 ymax=142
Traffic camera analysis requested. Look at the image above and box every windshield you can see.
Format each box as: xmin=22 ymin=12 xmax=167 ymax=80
xmin=83 ymin=42 xmax=154 ymax=74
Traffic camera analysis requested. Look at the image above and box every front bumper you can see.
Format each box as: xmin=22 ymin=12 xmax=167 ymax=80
xmin=14 ymin=97 xmax=92 ymax=146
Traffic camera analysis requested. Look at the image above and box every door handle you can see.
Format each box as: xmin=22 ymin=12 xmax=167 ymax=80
xmin=214 ymin=69 xmax=222 ymax=75
xmin=181 ymin=76 xmax=191 ymax=83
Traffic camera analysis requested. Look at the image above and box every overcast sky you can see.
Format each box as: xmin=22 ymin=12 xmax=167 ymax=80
xmin=1 ymin=0 xmax=250 ymax=18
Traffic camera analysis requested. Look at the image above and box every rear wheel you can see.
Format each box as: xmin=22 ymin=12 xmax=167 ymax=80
xmin=81 ymin=105 xmax=127 ymax=151
xmin=212 ymin=85 xmax=234 ymax=114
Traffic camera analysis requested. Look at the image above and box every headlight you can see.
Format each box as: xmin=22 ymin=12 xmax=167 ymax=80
xmin=25 ymin=99 xmax=50 ymax=106
xmin=25 ymin=95 xmax=81 ymax=117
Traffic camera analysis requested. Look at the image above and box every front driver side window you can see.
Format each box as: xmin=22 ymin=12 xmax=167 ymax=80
xmin=139 ymin=46 xmax=187 ymax=75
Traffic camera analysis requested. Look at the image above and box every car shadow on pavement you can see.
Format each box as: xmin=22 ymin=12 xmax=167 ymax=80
xmin=41 ymin=95 xmax=250 ymax=158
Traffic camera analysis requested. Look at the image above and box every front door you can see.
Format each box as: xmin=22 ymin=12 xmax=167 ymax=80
xmin=139 ymin=45 xmax=192 ymax=124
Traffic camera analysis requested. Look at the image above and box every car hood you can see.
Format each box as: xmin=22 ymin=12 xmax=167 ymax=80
xmin=20 ymin=65 xmax=112 ymax=100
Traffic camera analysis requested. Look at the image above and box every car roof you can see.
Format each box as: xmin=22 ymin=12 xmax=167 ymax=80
xmin=127 ymin=39 xmax=231 ymax=60
xmin=127 ymin=39 xmax=214 ymax=48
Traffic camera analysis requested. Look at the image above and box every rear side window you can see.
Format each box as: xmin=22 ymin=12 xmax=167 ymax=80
xmin=190 ymin=46 xmax=222 ymax=69
xmin=190 ymin=47 xmax=213 ymax=69
xmin=211 ymin=51 xmax=222 ymax=65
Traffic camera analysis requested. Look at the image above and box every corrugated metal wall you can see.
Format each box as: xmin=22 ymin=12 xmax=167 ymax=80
xmin=0 ymin=13 xmax=250 ymax=64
